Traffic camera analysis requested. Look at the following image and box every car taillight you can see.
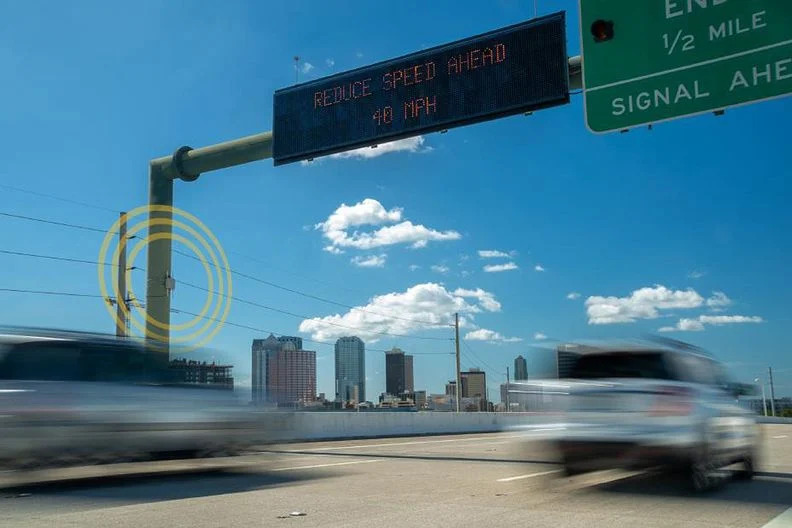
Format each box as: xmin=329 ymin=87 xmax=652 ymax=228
xmin=648 ymin=386 xmax=695 ymax=416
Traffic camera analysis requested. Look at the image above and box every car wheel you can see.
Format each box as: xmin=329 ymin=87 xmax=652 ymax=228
xmin=735 ymin=452 xmax=755 ymax=480
xmin=688 ymin=446 xmax=715 ymax=492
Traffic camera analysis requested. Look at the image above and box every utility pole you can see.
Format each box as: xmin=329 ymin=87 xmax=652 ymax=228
xmin=455 ymin=312 xmax=461 ymax=413
xmin=115 ymin=212 xmax=128 ymax=338
xmin=769 ymin=367 xmax=777 ymax=417
xmin=506 ymin=366 xmax=510 ymax=413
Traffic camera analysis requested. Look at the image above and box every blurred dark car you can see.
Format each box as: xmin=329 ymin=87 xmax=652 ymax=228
xmin=0 ymin=328 xmax=269 ymax=469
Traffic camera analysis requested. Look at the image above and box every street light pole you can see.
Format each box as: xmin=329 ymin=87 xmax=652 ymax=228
xmin=755 ymin=377 xmax=767 ymax=416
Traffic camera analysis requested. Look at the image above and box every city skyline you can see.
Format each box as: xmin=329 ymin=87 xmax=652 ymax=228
xmin=0 ymin=0 xmax=788 ymax=400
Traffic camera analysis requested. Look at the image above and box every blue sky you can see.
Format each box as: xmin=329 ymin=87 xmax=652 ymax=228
xmin=1 ymin=0 xmax=790 ymax=399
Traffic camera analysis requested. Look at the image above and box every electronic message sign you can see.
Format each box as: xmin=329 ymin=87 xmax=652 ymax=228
xmin=273 ymin=12 xmax=569 ymax=165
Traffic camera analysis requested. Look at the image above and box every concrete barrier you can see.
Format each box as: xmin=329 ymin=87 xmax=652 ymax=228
xmin=262 ymin=412 xmax=792 ymax=443
xmin=264 ymin=411 xmax=561 ymax=442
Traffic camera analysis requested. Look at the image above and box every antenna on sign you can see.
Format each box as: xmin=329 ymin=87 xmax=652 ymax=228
xmin=294 ymin=56 xmax=300 ymax=84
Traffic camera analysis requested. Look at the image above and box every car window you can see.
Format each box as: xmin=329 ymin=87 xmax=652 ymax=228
xmin=0 ymin=342 xmax=82 ymax=380
xmin=570 ymin=352 xmax=671 ymax=380
xmin=673 ymin=354 xmax=718 ymax=385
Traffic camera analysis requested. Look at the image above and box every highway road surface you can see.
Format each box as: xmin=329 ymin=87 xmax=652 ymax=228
xmin=2 ymin=424 xmax=792 ymax=527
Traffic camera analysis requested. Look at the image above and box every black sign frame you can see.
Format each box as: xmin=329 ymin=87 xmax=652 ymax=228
xmin=273 ymin=12 xmax=569 ymax=166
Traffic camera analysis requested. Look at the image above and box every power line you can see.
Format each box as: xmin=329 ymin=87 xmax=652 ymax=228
xmin=171 ymin=307 xmax=452 ymax=355
xmin=173 ymin=248 xmax=453 ymax=328
xmin=0 ymin=183 xmax=120 ymax=213
xmin=177 ymin=279 xmax=452 ymax=342
xmin=0 ymin=287 xmax=105 ymax=299
xmin=0 ymin=210 xmax=452 ymax=329
xmin=462 ymin=340 xmax=505 ymax=375
xmin=0 ymin=286 xmax=451 ymax=355
xmin=0 ymin=248 xmax=142 ymax=270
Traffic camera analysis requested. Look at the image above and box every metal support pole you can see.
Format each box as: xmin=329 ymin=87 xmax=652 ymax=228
xmin=144 ymin=132 xmax=273 ymax=356
xmin=568 ymin=55 xmax=582 ymax=91
xmin=761 ymin=382 xmax=768 ymax=417
xmin=455 ymin=313 xmax=461 ymax=413
xmin=769 ymin=367 xmax=777 ymax=417
xmin=115 ymin=212 xmax=128 ymax=338
xmin=145 ymin=163 xmax=173 ymax=362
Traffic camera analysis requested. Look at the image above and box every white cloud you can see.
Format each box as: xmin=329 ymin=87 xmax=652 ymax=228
xmin=316 ymin=198 xmax=460 ymax=253
xmin=687 ymin=270 xmax=706 ymax=279
xmin=465 ymin=328 xmax=522 ymax=343
xmin=409 ymin=264 xmax=421 ymax=271
xmin=431 ymin=264 xmax=449 ymax=274
xmin=659 ymin=314 xmax=763 ymax=332
xmin=351 ymin=254 xmax=386 ymax=268
xmin=534 ymin=264 xmax=545 ymax=272
xmin=301 ymin=62 xmax=314 ymax=74
xmin=585 ymin=285 xmax=705 ymax=324
xmin=328 ymin=136 xmax=430 ymax=160
xmin=323 ymin=245 xmax=344 ymax=254
xmin=453 ymin=288 xmax=501 ymax=312
xmin=566 ymin=292 xmax=581 ymax=300
xmin=483 ymin=262 xmax=518 ymax=273
xmin=325 ymin=58 xmax=335 ymax=68
xmin=706 ymin=291 xmax=732 ymax=309
xmin=460 ymin=270 xmax=471 ymax=277
xmin=478 ymin=250 xmax=510 ymax=258
xmin=299 ymin=282 xmax=500 ymax=342
xmin=534 ymin=332 xmax=547 ymax=340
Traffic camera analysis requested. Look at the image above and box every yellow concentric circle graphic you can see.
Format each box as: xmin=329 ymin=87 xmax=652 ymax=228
xmin=97 ymin=205 xmax=232 ymax=351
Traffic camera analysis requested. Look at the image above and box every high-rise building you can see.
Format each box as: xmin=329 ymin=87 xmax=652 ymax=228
xmin=385 ymin=348 xmax=406 ymax=395
xmin=445 ymin=380 xmax=457 ymax=397
xmin=404 ymin=354 xmax=414 ymax=393
xmin=277 ymin=336 xmax=303 ymax=350
xmin=252 ymin=334 xmax=316 ymax=405
xmin=556 ymin=344 xmax=583 ymax=378
xmin=461 ymin=368 xmax=486 ymax=399
xmin=252 ymin=335 xmax=281 ymax=404
xmin=514 ymin=355 xmax=528 ymax=381
xmin=335 ymin=336 xmax=366 ymax=403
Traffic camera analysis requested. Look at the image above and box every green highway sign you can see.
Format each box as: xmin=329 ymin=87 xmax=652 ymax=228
xmin=579 ymin=0 xmax=792 ymax=132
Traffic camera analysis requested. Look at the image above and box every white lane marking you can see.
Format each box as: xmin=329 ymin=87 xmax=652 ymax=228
xmin=771 ymin=435 xmax=788 ymax=439
xmin=271 ymin=459 xmax=383 ymax=472
xmin=762 ymin=507 xmax=792 ymax=527
xmin=497 ymin=469 xmax=561 ymax=482
xmin=285 ymin=434 xmax=528 ymax=452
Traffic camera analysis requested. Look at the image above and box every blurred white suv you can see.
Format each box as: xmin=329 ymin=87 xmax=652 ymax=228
xmin=555 ymin=342 xmax=760 ymax=491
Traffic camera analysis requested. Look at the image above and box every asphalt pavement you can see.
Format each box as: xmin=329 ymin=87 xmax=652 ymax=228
xmin=1 ymin=425 xmax=791 ymax=527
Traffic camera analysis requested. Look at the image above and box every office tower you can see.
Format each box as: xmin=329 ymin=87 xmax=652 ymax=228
xmin=461 ymin=368 xmax=486 ymax=399
xmin=252 ymin=334 xmax=316 ymax=405
xmin=277 ymin=336 xmax=303 ymax=350
xmin=556 ymin=344 xmax=583 ymax=378
xmin=514 ymin=355 xmax=528 ymax=381
xmin=404 ymin=354 xmax=414 ymax=393
xmin=335 ymin=336 xmax=366 ymax=403
xmin=385 ymin=347 xmax=406 ymax=395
